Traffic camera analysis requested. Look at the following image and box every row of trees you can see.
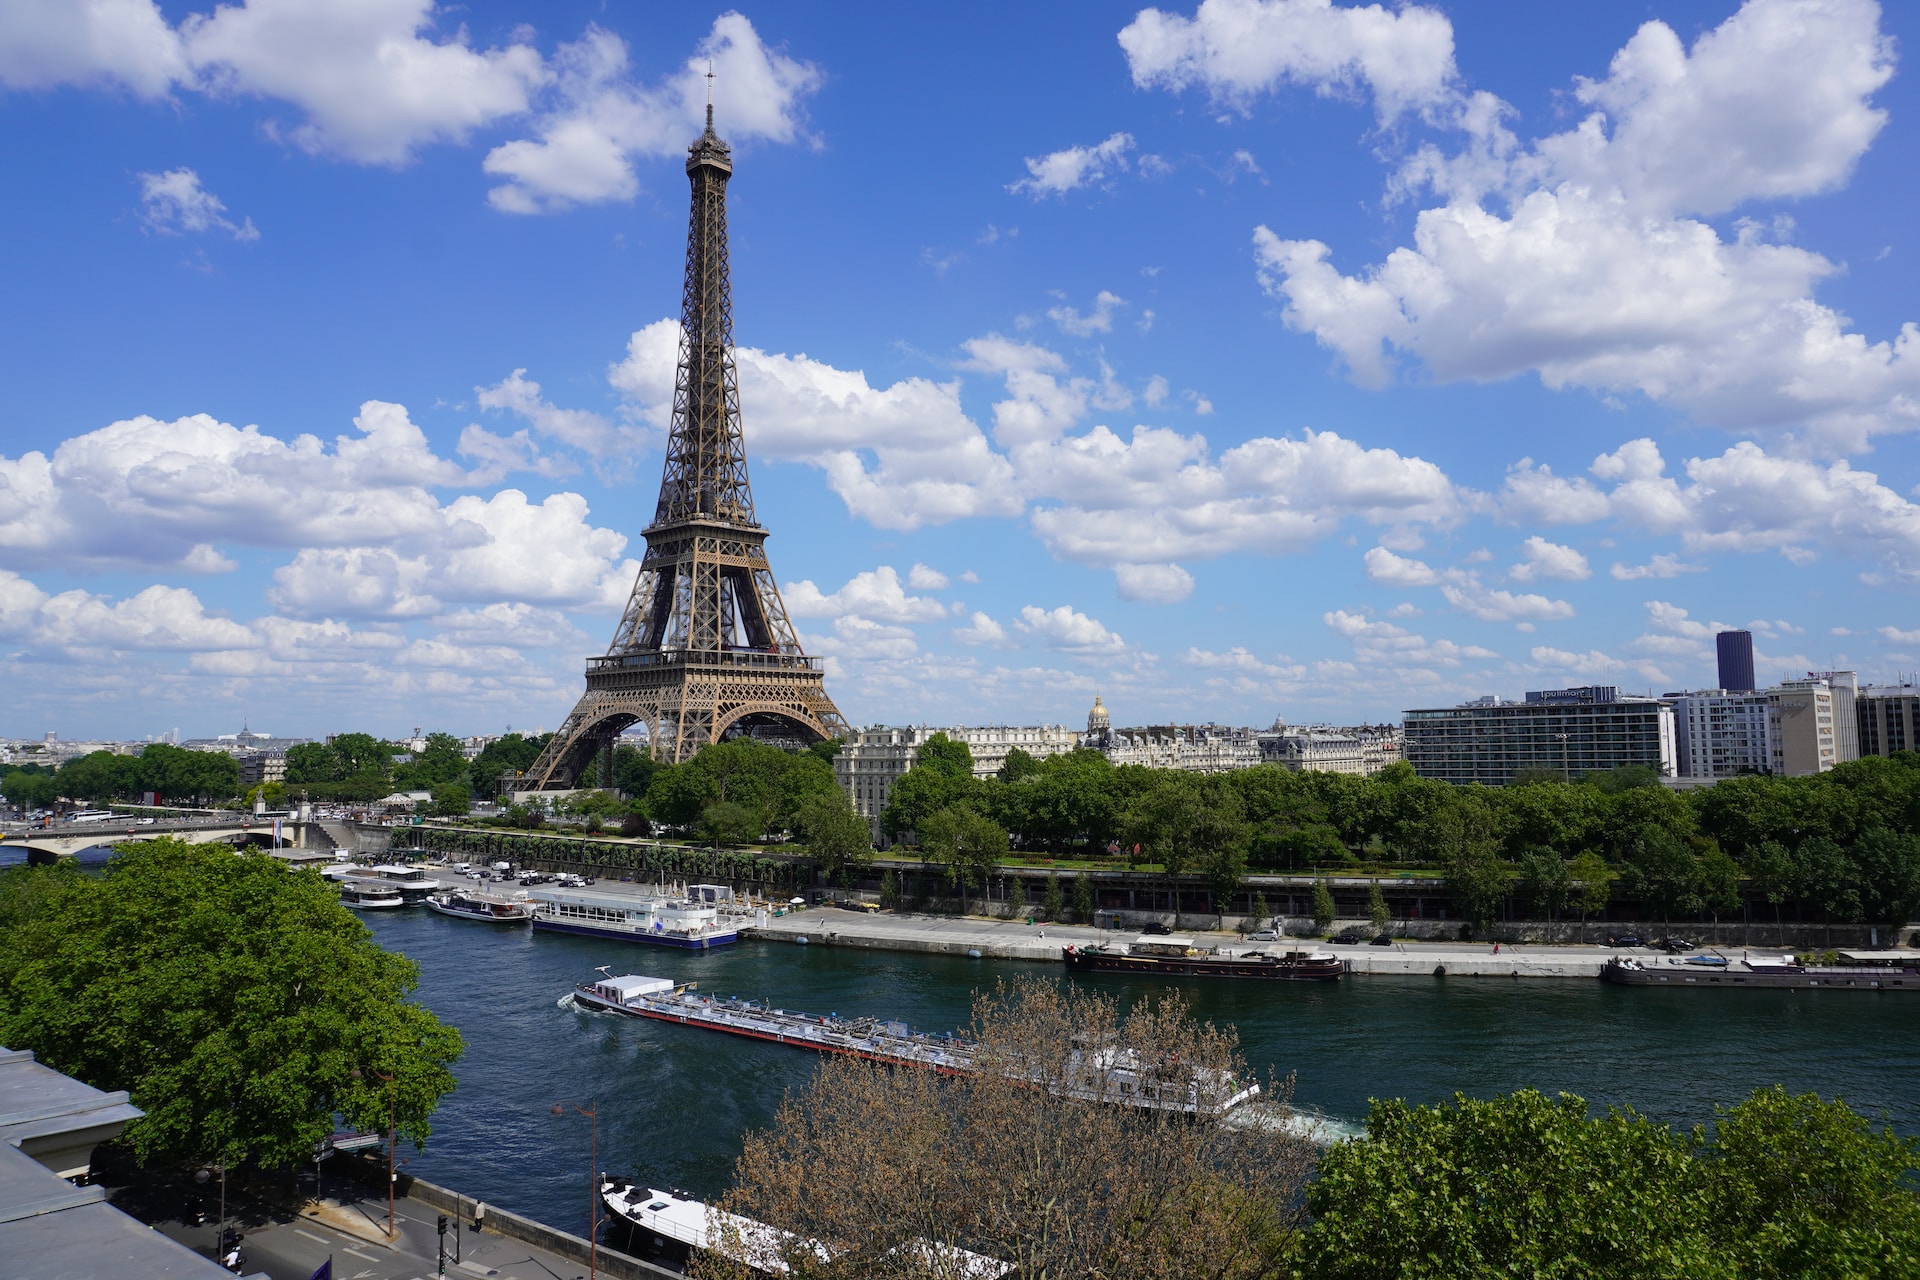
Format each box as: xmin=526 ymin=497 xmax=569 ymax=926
xmin=874 ymin=742 xmax=1920 ymax=930
xmin=2 ymin=743 xmax=241 ymax=809
xmin=700 ymin=980 xmax=1920 ymax=1279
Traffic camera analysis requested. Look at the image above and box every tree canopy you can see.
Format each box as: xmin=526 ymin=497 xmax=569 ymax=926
xmin=0 ymin=839 xmax=462 ymax=1170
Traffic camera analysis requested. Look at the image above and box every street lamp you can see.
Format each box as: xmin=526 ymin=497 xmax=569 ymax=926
xmin=352 ymin=1067 xmax=398 ymax=1239
xmin=552 ymin=1100 xmax=599 ymax=1280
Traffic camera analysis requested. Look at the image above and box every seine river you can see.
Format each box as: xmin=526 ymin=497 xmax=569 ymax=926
xmin=358 ymin=908 xmax=1920 ymax=1240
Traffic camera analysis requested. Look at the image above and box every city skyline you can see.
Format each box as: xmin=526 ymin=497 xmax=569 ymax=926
xmin=4 ymin=0 xmax=1920 ymax=740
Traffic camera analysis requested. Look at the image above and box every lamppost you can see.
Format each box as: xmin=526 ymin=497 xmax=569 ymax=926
xmin=551 ymin=1100 xmax=599 ymax=1280
xmin=1555 ymin=732 xmax=1571 ymax=781
xmin=352 ymin=1067 xmax=398 ymax=1239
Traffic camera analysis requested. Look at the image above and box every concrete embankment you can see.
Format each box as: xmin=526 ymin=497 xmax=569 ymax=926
xmin=747 ymin=909 xmax=1611 ymax=979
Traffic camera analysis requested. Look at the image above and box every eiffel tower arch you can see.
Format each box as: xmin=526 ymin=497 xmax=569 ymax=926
xmin=517 ymin=105 xmax=848 ymax=790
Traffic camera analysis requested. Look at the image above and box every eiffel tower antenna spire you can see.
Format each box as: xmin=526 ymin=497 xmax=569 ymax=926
xmin=518 ymin=102 xmax=847 ymax=786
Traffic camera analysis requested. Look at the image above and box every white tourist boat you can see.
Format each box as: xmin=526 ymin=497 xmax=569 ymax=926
xmin=424 ymin=889 xmax=533 ymax=924
xmin=338 ymin=881 xmax=404 ymax=910
xmin=528 ymin=886 xmax=737 ymax=949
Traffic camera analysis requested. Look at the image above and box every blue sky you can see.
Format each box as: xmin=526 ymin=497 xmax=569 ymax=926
xmin=3 ymin=0 xmax=1918 ymax=742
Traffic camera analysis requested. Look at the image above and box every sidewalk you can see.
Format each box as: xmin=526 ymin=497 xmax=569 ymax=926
xmin=750 ymin=908 xmax=1616 ymax=978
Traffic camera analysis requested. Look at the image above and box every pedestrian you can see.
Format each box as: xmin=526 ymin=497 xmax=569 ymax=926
xmin=1493 ymin=941 xmax=1501 ymax=955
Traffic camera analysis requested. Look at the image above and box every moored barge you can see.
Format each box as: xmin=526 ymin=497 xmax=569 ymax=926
xmin=1602 ymin=950 xmax=1919 ymax=991
xmin=425 ymin=889 xmax=534 ymax=923
xmin=529 ymin=886 xmax=737 ymax=949
xmin=568 ymin=972 xmax=1259 ymax=1116
xmin=1064 ymin=936 xmax=1347 ymax=981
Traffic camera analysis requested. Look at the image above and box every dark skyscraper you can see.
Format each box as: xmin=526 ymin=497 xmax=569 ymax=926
xmin=1717 ymin=630 xmax=1756 ymax=693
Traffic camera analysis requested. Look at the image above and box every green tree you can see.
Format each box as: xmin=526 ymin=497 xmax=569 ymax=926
xmin=919 ymin=807 xmax=1007 ymax=912
xmin=1516 ymin=849 xmax=1572 ymax=923
xmin=879 ymin=764 xmax=977 ymax=841
xmin=392 ymin=732 xmax=467 ymax=789
xmin=1310 ymin=880 xmax=1336 ymax=933
xmin=1071 ymin=873 xmax=1095 ymax=925
xmin=1008 ymin=876 xmax=1027 ymax=919
xmin=1794 ymin=836 xmax=1861 ymax=923
xmin=1693 ymin=843 xmax=1742 ymax=924
xmin=3 ymin=769 xmax=60 ymax=811
xmin=1568 ymin=850 xmax=1615 ymax=928
xmin=878 ymin=870 xmax=899 ymax=911
xmin=610 ymin=744 xmax=660 ymax=798
xmin=1746 ymin=840 xmax=1796 ymax=944
xmin=698 ymin=801 xmax=760 ymax=848
xmin=1250 ymin=891 xmax=1271 ymax=931
xmin=795 ymin=791 xmax=872 ymax=885
xmin=1366 ymin=880 xmax=1391 ymax=934
xmin=1041 ymin=873 xmax=1063 ymax=922
xmin=806 ymin=738 xmax=844 ymax=767
xmin=0 ymin=841 xmax=461 ymax=1170
xmin=917 ymin=732 xmax=975 ymax=781
xmin=998 ymin=746 xmax=1040 ymax=784
xmin=1621 ymin=825 xmax=1702 ymax=928
xmin=1434 ymin=806 xmax=1508 ymax=935
xmin=1708 ymin=1086 xmax=1920 ymax=1277
xmin=1850 ymin=828 xmax=1920 ymax=929
xmin=465 ymin=733 xmax=548 ymax=799
xmin=1300 ymin=1090 xmax=1721 ymax=1279
xmin=57 ymin=750 xmax=136 ymax=802
xmin=284 ymin=741 xmax=342 ymax=785
xmin=429 ymin=782 xmax=471 ymax=818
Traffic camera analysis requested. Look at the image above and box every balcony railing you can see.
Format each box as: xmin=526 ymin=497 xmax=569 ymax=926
xmin=589 ymin=649 xmax=823 ymax=673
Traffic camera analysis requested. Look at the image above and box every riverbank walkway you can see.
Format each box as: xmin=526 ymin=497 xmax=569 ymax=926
xmin=751 ymin=907 xmax=1616 ymax=978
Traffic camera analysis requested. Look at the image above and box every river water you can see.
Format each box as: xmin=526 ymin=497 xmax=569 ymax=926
xmin=355 ymin=908 xmax=1920 ymax=1240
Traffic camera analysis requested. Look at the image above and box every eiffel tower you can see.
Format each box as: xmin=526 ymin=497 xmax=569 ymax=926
xmin=518 ymin=105 xmax=848 ymax=788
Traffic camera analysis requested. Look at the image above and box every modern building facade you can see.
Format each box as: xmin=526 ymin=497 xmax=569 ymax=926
xmin=1858 ymin=681 xmax=1920 ymax=757
xmin=1669 ymin=689 xmax=1774 ymax=778
xmin=1768 ymin=679 xmax=1839 ymax=776
xmin=1716 ymin=630 xmax=1756 ymax=692
xmin=1402 ymin=686 xmax=1678 ymax=786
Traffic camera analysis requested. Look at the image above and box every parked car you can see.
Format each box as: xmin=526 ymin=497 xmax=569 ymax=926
xmin=1331 ymin=929 xmax=1364 ymax=945
xmin=1248 ymin=928 xmax=1280 ymax=941
xmin=1371 ymin=933 xmax=1394 ymax=946
xmin=1138 ymin=922 xmax=1173 ymax=936
xmin=1606 ymin=933 xmax=1645 ymax=948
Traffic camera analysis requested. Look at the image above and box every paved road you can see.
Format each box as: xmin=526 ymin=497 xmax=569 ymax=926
xmin=124 ymin=1177 xmax=602 ymax=1280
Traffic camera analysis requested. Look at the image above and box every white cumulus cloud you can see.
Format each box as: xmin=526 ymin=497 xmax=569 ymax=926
xmin=1509 ymin=535 xmax=1590 ymax=583
xmin=1253 ymin=0 xmax=1915 ymax=452
xmin=1015 ymin=605 xmax=1127 ymax=655
xmin=136 ymin=168 xmax=258 ymax=240
xmin=1118 ymin=0 xmax=1458 ymax=122
xmin=1010 ymin=132 xmax=1135 ymax=198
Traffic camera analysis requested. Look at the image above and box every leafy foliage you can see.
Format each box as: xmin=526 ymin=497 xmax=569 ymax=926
xmin=0 ymin=840 xmax=461 ymax=1170
xmin=1301 ymin=1087 xmax=1920 ymax=1280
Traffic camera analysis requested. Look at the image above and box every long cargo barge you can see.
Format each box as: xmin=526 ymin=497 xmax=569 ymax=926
xmin=1064 ymin=937 xmax=1347 ymax=981
xmin=568 ymin=972 xmax=1259 ymax=1116
xmin=1602 ymin=951 xmax=1919 ymax=991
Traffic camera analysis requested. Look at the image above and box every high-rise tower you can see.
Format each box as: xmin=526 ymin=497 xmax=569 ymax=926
xmin=518 ymin=107 xmax=848 ymax=786
xmin=1716 ymin=630 xmax=1756 ymax=693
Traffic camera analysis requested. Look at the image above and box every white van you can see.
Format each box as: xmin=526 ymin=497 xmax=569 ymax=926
xmin=453 ymin=862 xmax=472 ymax=873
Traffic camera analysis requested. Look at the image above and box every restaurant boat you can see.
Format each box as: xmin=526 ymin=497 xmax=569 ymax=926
xmin=337 ymin=881 xmax=404 ymax=910
xmin=1063 ymin=936 xmax=1347 ymax=981
xmin=568 ymin=971 xmax=1259 ymax=1117
xmin=528 ymin=886 xmax=737 ymax=949
xmin=424 ymin=889 xmax=533 ymax=924
xmin=1602 ymin=949 xmax=1919 ymax=991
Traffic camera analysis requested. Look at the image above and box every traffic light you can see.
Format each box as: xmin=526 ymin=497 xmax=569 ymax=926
xmin=437 ymin=1214 xmax=448 ymax=1235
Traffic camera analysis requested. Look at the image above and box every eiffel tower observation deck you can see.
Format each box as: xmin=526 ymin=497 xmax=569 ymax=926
xmin=518 ymin=105 xmax=849 ymax=786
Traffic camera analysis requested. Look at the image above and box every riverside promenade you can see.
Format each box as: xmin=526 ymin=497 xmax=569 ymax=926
xmin=748 ymin=907 xmax=1614 ymax=979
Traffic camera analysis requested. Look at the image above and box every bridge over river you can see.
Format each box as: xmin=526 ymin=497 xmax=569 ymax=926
xmin=0 ymin=816 xmax=393 ymax=864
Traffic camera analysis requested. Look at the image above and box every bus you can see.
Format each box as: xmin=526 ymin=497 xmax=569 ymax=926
xmin=68 ymin=810 xmax=118 ymax=823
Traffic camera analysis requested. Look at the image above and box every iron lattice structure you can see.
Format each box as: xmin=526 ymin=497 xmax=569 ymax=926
xmin=519 ymin=108 xmax=848 ymax=787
